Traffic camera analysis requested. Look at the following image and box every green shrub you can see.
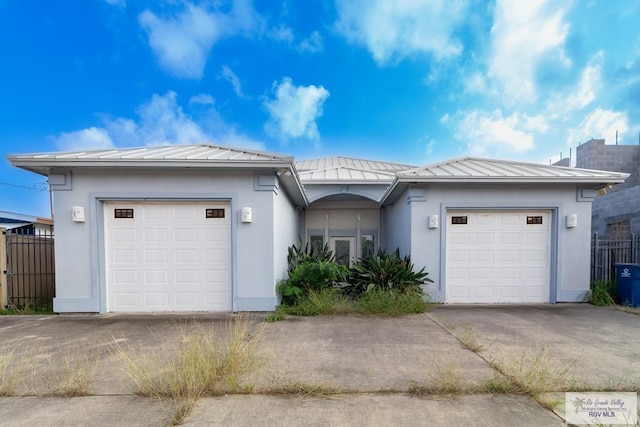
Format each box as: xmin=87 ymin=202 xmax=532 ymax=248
xmin=346 ymin=249 xmax=432 ymax=297
xmin=278 ymin=261 xmax=349 ymax=305
xmin=589 ymin=280 xmax=616 ymax=306
xmin=355 ymin=289 xmax=430 ymax=316
xmin=281 ymin=288 xmax=351 ymax=316
xmin=287 ymin=239 xmax=334 ymax=273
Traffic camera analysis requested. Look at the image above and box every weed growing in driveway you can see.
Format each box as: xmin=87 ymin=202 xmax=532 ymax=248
xmin=410 ymin=358 xmax=464 ymax=395
xmin=589 ymin=280 xmax=617 ymax=306
xmin=355 ymin=290 xmax=430 ymax=316
xmin=115 ymin=317 xmax=264 ymax=423
xmin=488 ymin=344 xmax=577 ymax=395
xmin=33 ymin=345 xmax=100 ymax=397
xmin=0 ymin=345 xmax=27 ymax=396
xmin=458 ymin=325 xmax=484 ymax=353
xmin=116 ymin=317 xmax=264 ymax=398
xmin=615 ymin=305 xmax=640 ymax=316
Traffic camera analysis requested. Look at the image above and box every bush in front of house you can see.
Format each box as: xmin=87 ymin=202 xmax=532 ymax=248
xmin=275 ymin=244 xmax=432 ymax=317
xmin=344 ymin=249 xmax=433 ymax=297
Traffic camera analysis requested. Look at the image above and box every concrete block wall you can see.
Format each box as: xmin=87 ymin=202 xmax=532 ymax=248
xmin=575 ymin=138 xmax=640 ymax=237
xmin=591 ymin=186 xmax=640 ymax=237
xmin=576 ymin=139 xmax=640 ymax=191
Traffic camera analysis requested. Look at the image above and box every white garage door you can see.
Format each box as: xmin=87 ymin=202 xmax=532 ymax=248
xmin=104 ymin=202 xmax=231 ymax=312
xmin=446 ymin=210 xmax=551 ymax=303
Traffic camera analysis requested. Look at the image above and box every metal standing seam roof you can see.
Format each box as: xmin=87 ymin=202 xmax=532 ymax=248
xmin=8 ymin=144 xmax=309 ymax=206
xmin=396 ymin=157 xmax=630 ymax=182
xmin=295 ymin=156 xmax=415 ymax=183
xmin=9 ymin=144 xmax=293 ymax=163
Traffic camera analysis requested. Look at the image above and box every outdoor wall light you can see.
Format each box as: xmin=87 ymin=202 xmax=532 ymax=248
xmin=240 ymin=207 xmax=252 ymax=223
xmin=566 ymin=214 xmax=578 ymax=228
xmin=72 ymin=206 xmax=85 ymax=223
xmin=428 ymin=215 xmax=439 ymax=229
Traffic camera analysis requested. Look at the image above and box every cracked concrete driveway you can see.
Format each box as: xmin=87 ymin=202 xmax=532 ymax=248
xmin=0 ymin=304 xmax=637 ymax=426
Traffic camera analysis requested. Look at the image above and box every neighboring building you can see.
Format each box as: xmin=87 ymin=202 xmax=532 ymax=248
xmin=0 ymin=210 xmax=53 ymax=235
xmin=574 ymin=138 xmax=640 ymax=238
xmin=8 ymin=144 xmax=627 ymax=312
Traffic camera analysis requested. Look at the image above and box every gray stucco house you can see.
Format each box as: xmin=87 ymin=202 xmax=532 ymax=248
xmin=8 ymin=144 xmax=628 ymax=313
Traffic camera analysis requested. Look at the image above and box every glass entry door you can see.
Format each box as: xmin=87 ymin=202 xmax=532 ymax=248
xmin=330 ymin=237 xmax=355 ymax=267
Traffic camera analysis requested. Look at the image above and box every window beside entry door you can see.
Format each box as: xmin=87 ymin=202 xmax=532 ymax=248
xmin=330 ymin=237 xmax=355 ymax=267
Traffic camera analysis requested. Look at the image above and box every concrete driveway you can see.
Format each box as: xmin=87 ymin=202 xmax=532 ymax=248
xmin=0 ymin=304 xmax=637 ymax=426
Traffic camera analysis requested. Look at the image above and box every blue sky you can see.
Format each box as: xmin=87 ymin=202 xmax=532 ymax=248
xmin=1 ymin=0 xmax=640 ymax=218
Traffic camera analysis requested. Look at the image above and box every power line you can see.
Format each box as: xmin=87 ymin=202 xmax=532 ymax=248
xmin=0 ymin=181 xmax=49 ymax=192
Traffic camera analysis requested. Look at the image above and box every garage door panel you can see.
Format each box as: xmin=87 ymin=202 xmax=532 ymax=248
xmin=474 ymin=250 xmax=493 ymax=262
xmin=113 ymin=228 xmax=137 ymax=242
xmin=106 ymin=202 xmax=232 ymax=312
xmin=446 ymin=210 xmax=551 ymax=304
xmin=474 ymin=267 xmax=494 ymax=279
xmin=174 ymin=249 xmax=198 ymax=263
xmin=144 ymin=270 xmax=168 ymax=284
xmin=498 ymin=268 xmax=518 ymax=279
xmin=498 ymin=250 xmax=519 ymax=263
xmin=449 ymin=249 xmax=470 ymax=263
xmin=144 ymin=228 xmax=168 ymax=242
xmin=499 ymin=232 xmax=520 ymax=245
xmin=474 ymin=232 xmax=494 ymax=245
xmin=145 ymin=293 xmax=168 ymax=306
xmin=114 ymin=250 xmax=137 ymax=263
xmin=144 ymin=250 xmax=168 ymax=263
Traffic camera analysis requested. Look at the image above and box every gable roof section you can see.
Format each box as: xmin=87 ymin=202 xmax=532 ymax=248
xmin=382 ymin=157 xmax=629 ymax=205
xmin=9 ymin=144 xmax=293 ymax=172
xmin=8 ymin=144 xmax=308 ymax=206
xmin=296 ymin=156 xmax=415 ymax=184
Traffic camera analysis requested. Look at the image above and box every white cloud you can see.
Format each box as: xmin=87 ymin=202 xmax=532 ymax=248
xmin=189 ymin=94 xmax=215 ymax=105
xmin=267 ymin=24 xmax=294 ymax=43
xmin=268 ymin=26 xmax=323 ymax=54
xmin=334 ymin=0 xmax=467 ymax=65
xmin=104 ymin=0 xmax=125 ymax=7
xmin=263 ymin=77 xmax=330 ymax=141
xmin=453 ymin=109 xmax=548 ymax=156
xmin=139 ymin=1 xmax=259 ymax=79
xmin=566 ymin=56 xmax=603 ymax=110
xmin=567 ymin=108 xmax=629 ymax=146
xmin=299 ymin=31 xmax=323 ymax=53
xmin=488 ymin=0 xmax=571 ymax=103
xmin=219 ymin=66 xmax=246 ymax=98
xmin=464 ymin=72 xmax=490 ymax=94
xmin=55 ymin=92 xmax=265 ymax=151
xmin=55 ymin=127 xmax=115 ymax=151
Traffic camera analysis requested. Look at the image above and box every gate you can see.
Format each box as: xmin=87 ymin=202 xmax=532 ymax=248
xmin=591 ymin=233 xmax=640 ymax=283
xmin=1 ymin=227 xmax=55 ymax=309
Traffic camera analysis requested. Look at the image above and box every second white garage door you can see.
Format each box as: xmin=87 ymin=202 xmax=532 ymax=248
xmin=446 ymin=210 xmax=551 ymax=303
xmin=104 ymin=201 xmax=231 ymax=312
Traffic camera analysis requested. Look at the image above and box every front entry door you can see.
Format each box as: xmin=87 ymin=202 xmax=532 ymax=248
xmin=330 ymin=237 xmax=355 ymax=267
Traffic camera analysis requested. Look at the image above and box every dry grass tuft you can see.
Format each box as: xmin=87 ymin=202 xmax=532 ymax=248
xmin=409 ymin=358 xmax=465 ymax=395
xmin=458 ymin=325 xmax=484 ymax=353
xmin=39 ymin=346 xmax=100 ymax=397
xmin=260 ymin=372 xmax=344 ymax=398
xmin=0 ymin=345 xmax=26 ymax=396
xmin=488 ymin=343 xmax=577 ymax=395
xmin=115 ymin=316 xmax=265 ymax=399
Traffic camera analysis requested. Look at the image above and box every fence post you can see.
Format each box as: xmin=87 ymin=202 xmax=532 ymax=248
xmin=591 ymin=232 xmax=598 ymax=282
xmin=0 ymin=228 xmax=7 ymax=309
xmin=631 ymin=233 xmax=636 ymax=264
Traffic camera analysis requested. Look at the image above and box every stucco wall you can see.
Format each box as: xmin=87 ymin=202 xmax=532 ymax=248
xmin=380 ymin=189 xmax=412 ymax=255
xmin=272 ymin=178 xmax=300 ymax=302
xmin=52 ymin=169 xmax=289 ymax=313
xmin=400 ymin=183 xmax=593 ymax=303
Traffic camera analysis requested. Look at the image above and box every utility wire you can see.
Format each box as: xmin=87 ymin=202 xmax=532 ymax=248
xmin=0 ymin=181 xmax=49 ymax=192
